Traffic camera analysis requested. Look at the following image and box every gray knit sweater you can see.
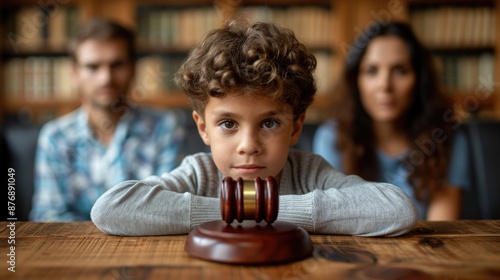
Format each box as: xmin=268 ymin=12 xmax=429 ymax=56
xmin=91 ymin=150 xmax=418 ymax=236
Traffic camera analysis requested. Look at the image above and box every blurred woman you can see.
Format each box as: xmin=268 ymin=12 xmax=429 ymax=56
xmin=313 ymin=21 xmax=470 ymax=220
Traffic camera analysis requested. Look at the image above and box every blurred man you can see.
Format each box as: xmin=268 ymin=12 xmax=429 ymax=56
xmin=31 ymin=18 xmax=185 ymax=221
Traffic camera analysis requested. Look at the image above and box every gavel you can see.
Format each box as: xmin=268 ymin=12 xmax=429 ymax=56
xmin=220 ymin=176 xmax=278 ymax=224
xmin=185 ymin=175 xmax=313 ymax=264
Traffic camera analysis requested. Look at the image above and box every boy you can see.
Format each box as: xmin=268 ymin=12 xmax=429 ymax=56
xmin=91 ymin=21 xmax=418 ymax=236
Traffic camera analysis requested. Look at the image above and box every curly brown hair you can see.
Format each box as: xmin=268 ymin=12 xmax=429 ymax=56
xmin=175 ymin=21 xmax=317 ymax=119
xmin=334 ymin=21 xmax=454 ymax=201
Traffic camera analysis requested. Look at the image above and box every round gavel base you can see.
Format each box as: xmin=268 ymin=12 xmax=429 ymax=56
xmin=185 ymin=220 xmax=313 ymax=264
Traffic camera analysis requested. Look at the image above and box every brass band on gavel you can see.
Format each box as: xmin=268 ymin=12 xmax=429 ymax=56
xmin=242 ymin=180 xmax=256 ymax=220
xmin=220 ymin=176 xmax=279 ymax=224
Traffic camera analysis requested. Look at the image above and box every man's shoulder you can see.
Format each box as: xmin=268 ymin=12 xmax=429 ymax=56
xmin=128 ymin=107 xmax=187 ymax=138
xmin=40 ymin=108 xmax=83 ymax=136
xmin=133 ymin=107 xmax=187 ymax=123
xmin=36 ymin=109 xmax=86 ymax=149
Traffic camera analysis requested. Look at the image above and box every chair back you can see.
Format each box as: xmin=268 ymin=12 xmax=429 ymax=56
xmin=2 ymin=123 xmax=42 ymax=221
xmin=462 ymin=119 xmax=500 ymax=219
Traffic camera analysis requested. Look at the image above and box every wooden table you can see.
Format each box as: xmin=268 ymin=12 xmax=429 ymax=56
xmin=1 ymin=220 xmax=499 ymax=279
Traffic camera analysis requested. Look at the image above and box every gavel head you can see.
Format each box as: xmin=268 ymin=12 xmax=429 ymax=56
xmin=220 ymin=176 xmax=279 ymax=224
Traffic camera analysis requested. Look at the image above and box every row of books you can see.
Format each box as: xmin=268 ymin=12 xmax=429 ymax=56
xmin=2 ymin=50 xmax=334 ymax=101
xmin=237 ymin=5 xmax=334 ymax=48
xmin=410 ymin=6 xmax=496 ymax=49
xmin=1 ymin=5 xmax=80 ymax=52
xmin=435 ymin=53 xmax=495 ymax=93
xmin=134 ymin=55 xmax=186 ymax=96
xmin=137 ymin=7 xmax=219 ymax=50
xmin=137 ymin=5 xmax=333 ymax=50
xmin=3 ymin=57 xmax=73 ymax=101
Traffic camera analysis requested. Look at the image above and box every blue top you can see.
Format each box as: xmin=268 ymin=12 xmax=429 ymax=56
xmin=31 ymin=107 xmax=186 ymax=221
xmin=312 ymin=120 xmax=471 ymax=219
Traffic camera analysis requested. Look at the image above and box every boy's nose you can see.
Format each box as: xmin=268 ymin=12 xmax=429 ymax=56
xmin=237 ymin=131 xmax=262 ymax=155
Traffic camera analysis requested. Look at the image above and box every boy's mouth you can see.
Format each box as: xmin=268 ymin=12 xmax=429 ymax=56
xmin=233 ymin=164 xmax=265 ymax=175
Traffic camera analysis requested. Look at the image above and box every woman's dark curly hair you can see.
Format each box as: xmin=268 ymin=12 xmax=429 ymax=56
xmin=175 ymin=21 xmax=317 ymax=120
xmin=334 ymin=21 xmax=454 ymax=201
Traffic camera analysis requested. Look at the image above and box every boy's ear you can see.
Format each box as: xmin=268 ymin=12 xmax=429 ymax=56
xmin=289 ymin=113 xmax=306 ymax=146
xmin=192 ymin=110 xmax=211 ymax=146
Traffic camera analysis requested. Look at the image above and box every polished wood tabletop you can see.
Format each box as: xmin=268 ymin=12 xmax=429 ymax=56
xmin=1 ymin=220 xmax=499 ymax=279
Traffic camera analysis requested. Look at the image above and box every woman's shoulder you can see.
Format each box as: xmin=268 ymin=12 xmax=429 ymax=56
xmin=313 ymin=119 xmax=339 ymax=146
xmin=315 ymin=119 xmax=338 ymax=135
xmin=312 ymin=119 xmax=343 ymax=168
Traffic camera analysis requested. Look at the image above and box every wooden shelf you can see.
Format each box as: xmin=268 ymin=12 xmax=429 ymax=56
xmin=3 ymin=97 xmax=190 ymax=111
xmin=430 ymin=47 xmax=495 ymax=54
xmin=5 ymin=99 xmax=79 ymax=109
xmin=1 ymin=43 xmax=69 ymax=56
xmin=137 ymin=94 xmax=190 ymax=108
xmin=446 ymin=91 xmax=496 ymax=109
xmin=137 ymin=45 xmax=192 ymax=55
xmin=409 ymin=0 xmax=494 ymax=7
xmin=138 ymin=0 xmax=330 ymax=5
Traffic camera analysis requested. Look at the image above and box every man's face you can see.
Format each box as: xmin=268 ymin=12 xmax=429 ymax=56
xmin=193 ymin=93 xmax=305 ymax=182
xmin=73 ymin=39 xmax=135 ymax=111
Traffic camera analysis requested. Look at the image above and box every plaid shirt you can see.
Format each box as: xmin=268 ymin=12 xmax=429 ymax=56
xmin=31 ymin=107 xmax=185 ymax=221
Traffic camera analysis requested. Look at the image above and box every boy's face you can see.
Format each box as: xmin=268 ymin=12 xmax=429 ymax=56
xmin=193 ymin=93 xmax=305 ymax=182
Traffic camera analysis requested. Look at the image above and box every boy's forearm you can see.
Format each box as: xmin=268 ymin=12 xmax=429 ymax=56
xmin=312 ymin=183 xmax=418 ymax=236
xmin=91 ymin=180 xmax=195 ymax=236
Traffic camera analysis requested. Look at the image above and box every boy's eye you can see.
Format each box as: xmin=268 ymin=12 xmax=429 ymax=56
xmin=261 ymin=119 xmax=280 ymax=129
xmin=219 ymin=120 xmax=237 ymax=130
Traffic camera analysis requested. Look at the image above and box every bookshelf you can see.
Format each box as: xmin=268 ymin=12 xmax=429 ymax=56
xmin=408 ymin=0 xmax=498 ymax=116
xmin=1 ymin=0 xmax=499 ymax=124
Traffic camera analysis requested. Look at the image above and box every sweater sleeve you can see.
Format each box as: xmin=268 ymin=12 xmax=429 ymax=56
xmin=278 ymin=151 xmax=419 ymax=237
xmin=91 ymin=153 xmax=222 ymax=236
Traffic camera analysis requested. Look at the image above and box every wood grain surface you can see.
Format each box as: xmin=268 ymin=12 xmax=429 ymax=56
xmin=1 ymin=220 xmax=499 ymax=279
